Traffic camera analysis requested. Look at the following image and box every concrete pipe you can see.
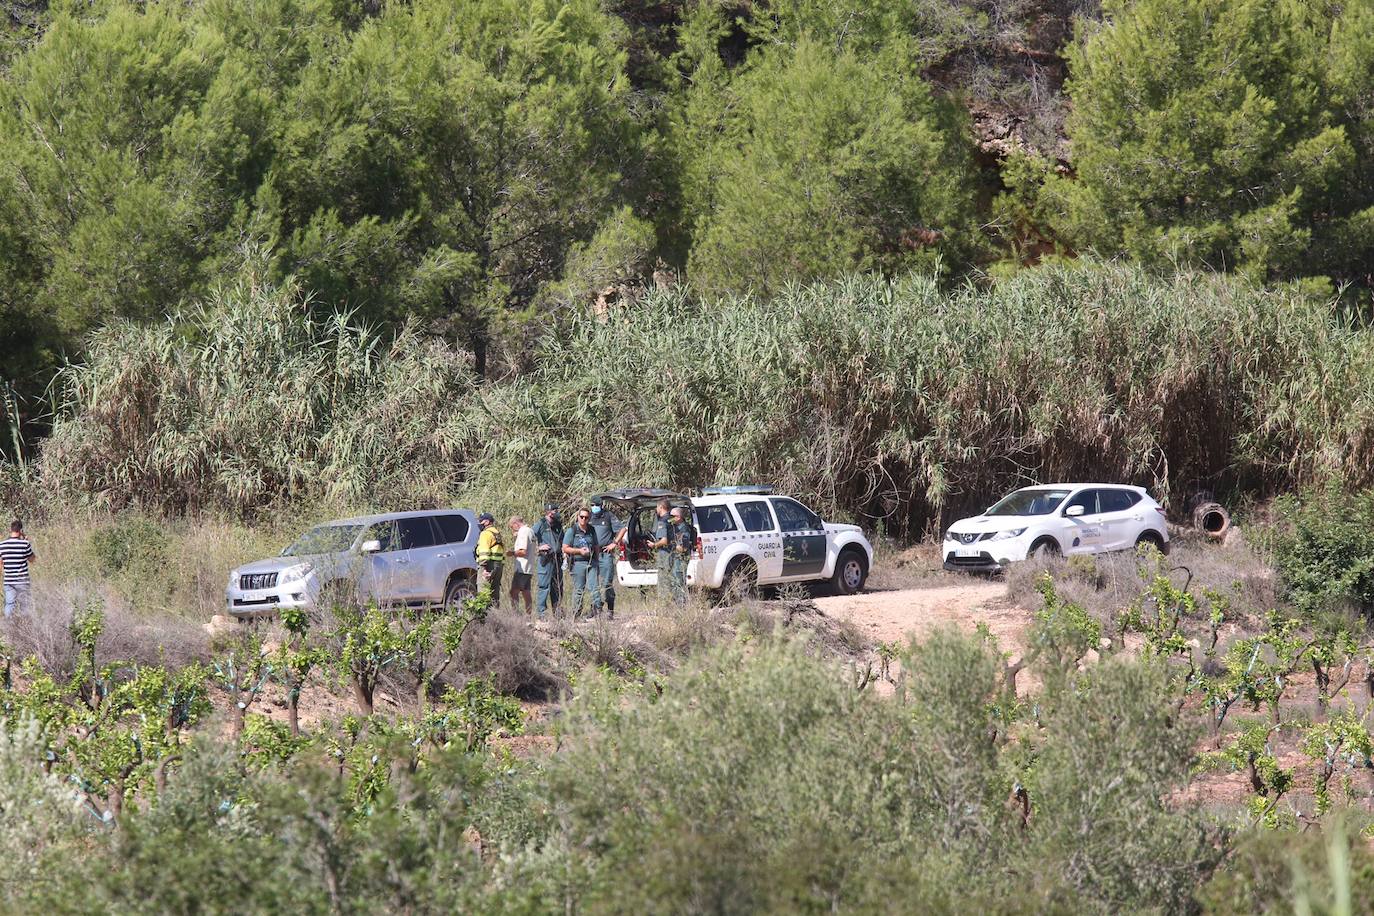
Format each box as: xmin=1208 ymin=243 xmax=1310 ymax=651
xmin=1191 ymin=502 xmax=1231 ymax=539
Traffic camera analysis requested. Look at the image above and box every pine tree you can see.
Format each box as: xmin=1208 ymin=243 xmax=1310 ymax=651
xmin=1052 ymin=0 xmax=1374 ymax=284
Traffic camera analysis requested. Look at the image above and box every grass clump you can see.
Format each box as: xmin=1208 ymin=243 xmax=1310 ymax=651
xmin=24 ymin=511 xmax=285 ymax=619
xmin=454 ymin=608 xmax=567 ymax=701
xmin=1006 ymin=536 xmax=1276 ymax=634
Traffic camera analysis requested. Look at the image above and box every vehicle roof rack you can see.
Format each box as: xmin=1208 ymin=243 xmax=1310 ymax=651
xmin=700 ymin=485 xmax=774 ymax=496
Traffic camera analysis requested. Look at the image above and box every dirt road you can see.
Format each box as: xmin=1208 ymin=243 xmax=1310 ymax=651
xmin=814 ymin=581 xmax=1028 ymax=653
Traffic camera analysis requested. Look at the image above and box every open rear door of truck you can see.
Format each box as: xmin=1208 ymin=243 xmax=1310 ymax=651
xmin=591 ymin=488 xmax=691 ymax=589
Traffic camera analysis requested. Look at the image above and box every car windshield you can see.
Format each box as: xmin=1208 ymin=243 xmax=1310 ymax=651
xmin=283 ymin=524 xmax=363 ymax=556
xmin=986 ymin=489 xmax=1072 ymax=517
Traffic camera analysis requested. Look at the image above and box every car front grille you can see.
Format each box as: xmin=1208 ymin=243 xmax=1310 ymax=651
xmin=951 ymin=532 xmax=993 ymax=545
xmin=240 ymin=572 xmax=279 ymax=591
xmin=946 ymin=552 xmax=996 ymax=567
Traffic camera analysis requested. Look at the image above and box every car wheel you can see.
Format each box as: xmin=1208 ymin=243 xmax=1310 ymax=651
xmin=831 ymin=549 xmax=868 ymax=596
xmin=1135 ymin=531 xmax=1168 ymax=555
xmin=443 ymin=575 xmax=476 ymax=614
xmin=1030 ymin=538 xmax=1060 ymax=561
xmin=719 ymin=558 xmax=759 ymax=604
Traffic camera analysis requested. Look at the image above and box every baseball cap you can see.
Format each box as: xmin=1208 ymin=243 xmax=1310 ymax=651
xmin=477 ymin=512 xmax=494 ymax=524
xmin=590 ymin=496 xmax=604 ymax=507
xmin=544 ymin=502 xmax=559 ymax=512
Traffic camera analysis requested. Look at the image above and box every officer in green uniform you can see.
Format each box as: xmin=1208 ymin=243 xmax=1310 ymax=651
xmin=669 ymin=506 xmax=695 ymax=603
xmin=562 ymin=507 xmax=600 ymax=619
xmin=649 ymin=499 xmax=673 ymax=602
xmin=531 ymin=503 xmax=563 ymax=619
xmin=588 ymin=496 xmax=624 ymax=618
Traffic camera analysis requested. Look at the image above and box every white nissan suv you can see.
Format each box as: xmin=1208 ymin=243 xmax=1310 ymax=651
xmin=592 ymin=487 xmax=874 ymax=596
xmin=943 ymin=484 xmax=1169 ymax=572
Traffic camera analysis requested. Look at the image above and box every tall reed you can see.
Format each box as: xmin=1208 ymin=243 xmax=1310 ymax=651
xmin=36 ymin=260 xmax=1374 ymax=534
xmin=468 ymin=261 xmax=1374 ymax=532
xmin=40 ymin=266 xmax=479 ymax=515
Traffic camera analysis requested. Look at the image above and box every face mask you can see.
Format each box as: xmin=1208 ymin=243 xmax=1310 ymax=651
xmin=591 ymin=506 xmax=603 ymax=516
xmin=550 ymin=512 xmax=562 ymax=525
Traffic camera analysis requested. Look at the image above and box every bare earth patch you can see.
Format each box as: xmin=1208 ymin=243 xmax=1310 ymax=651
xmin=813 ymin=580 xmax=1021 ymax=650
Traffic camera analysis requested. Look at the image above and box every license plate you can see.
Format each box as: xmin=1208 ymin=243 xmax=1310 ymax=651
xmin=956 ymin=547 xmax=980 ymax=558
xmin=245 ymin=590 xmax=269 ymax=601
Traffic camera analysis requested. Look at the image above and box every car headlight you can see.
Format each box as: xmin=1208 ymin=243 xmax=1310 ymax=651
xmin=279 ymin=563 xmax=314 ymax=585
xmin=989 ymin=528 xmax=1027 ymax=541
xmin=943 ymin=530 xmax=956 ymax=542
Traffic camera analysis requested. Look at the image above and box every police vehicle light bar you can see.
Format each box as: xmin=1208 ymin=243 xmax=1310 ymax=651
xmin=701 ymin=485 xmax=774 ymax=496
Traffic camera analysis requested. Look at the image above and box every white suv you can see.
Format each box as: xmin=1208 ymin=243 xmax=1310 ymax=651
xmin=593 ymin=487 xmax=874 ymax=596
xmin=226 ymin=510 xmax=480 ymax=618
xmin=943 ymin=484 xmax=1169 ymax=572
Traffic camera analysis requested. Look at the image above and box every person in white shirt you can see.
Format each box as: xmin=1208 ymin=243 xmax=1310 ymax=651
xmin=507 ymin=516 xmax=535 ymax=614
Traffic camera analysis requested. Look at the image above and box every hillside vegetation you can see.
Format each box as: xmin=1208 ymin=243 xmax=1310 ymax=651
xmin=27 ymin=259 xmax=1374 ymax=534
xmin=5 ymin=3 xmax=1374 ymax=914
xmin=4 ymin=0 xmax=1374 ymax=433
xmin=5 ymin=539 xmax=1374 ymax=913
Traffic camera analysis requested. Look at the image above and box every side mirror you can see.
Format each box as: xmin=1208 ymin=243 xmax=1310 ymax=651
xmin=1065 ymin=505 xmax=1085 ymax=518
xmin=360 ymin=539 xmax=382 ymax=554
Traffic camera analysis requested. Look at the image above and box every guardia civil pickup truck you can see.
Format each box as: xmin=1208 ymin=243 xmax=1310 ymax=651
xmin=592 ymin=487 xmax=873 ymax=596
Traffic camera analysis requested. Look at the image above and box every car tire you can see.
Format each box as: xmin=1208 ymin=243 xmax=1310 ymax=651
xmin=719 ymin=558 xmax=759 ymax=604
xmin=1135 ymin=531 xmax=1168 ymax=555
xmin=831 ymin=548 xmax=868 ymax=596
xmin=443 ymin=575 xmax=475 ymax=614
xmin=1030 ymin=538 xmax=1060 ymax=561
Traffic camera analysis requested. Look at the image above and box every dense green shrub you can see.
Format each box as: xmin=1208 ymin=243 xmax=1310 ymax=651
xmin=493 ymin=635 xmax=1215 ymax=913
xmin=1199 ymin=824 xmax=1374 ymax=915
xmin=0 ymin=627 xmax=1354 ymax=913
xmin=8 ymin=739 xmax=501 ymax=915
xmin=89 ymin=516 xmax=170 ymax=577
xmin=1271 ymin=487 xmax=1374 ymax=619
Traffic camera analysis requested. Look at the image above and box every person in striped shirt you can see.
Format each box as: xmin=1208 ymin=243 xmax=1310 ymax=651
xmin=2 ymin=519 xmax=35 ymax=617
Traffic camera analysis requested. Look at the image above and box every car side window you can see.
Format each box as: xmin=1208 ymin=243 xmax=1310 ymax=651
xmin=1098 ymin=489 xmax=1135 ymax=513
xmin=435 ymin=514 xmax=470 ymax=544
xmin=736 ymin=500 xmax=776 ymax=533
xmin=770 ymin=498 xmax=819 ymax=532
xmin=367 ymin=521 xmax=399 ymax=552
xmin=695 ymin=505 xmax=738 ymax=533
xmin=397 ymin=517 xmax=437 ymax=550
xmin=1063 ymin=490 xmax=1101 ymax=516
